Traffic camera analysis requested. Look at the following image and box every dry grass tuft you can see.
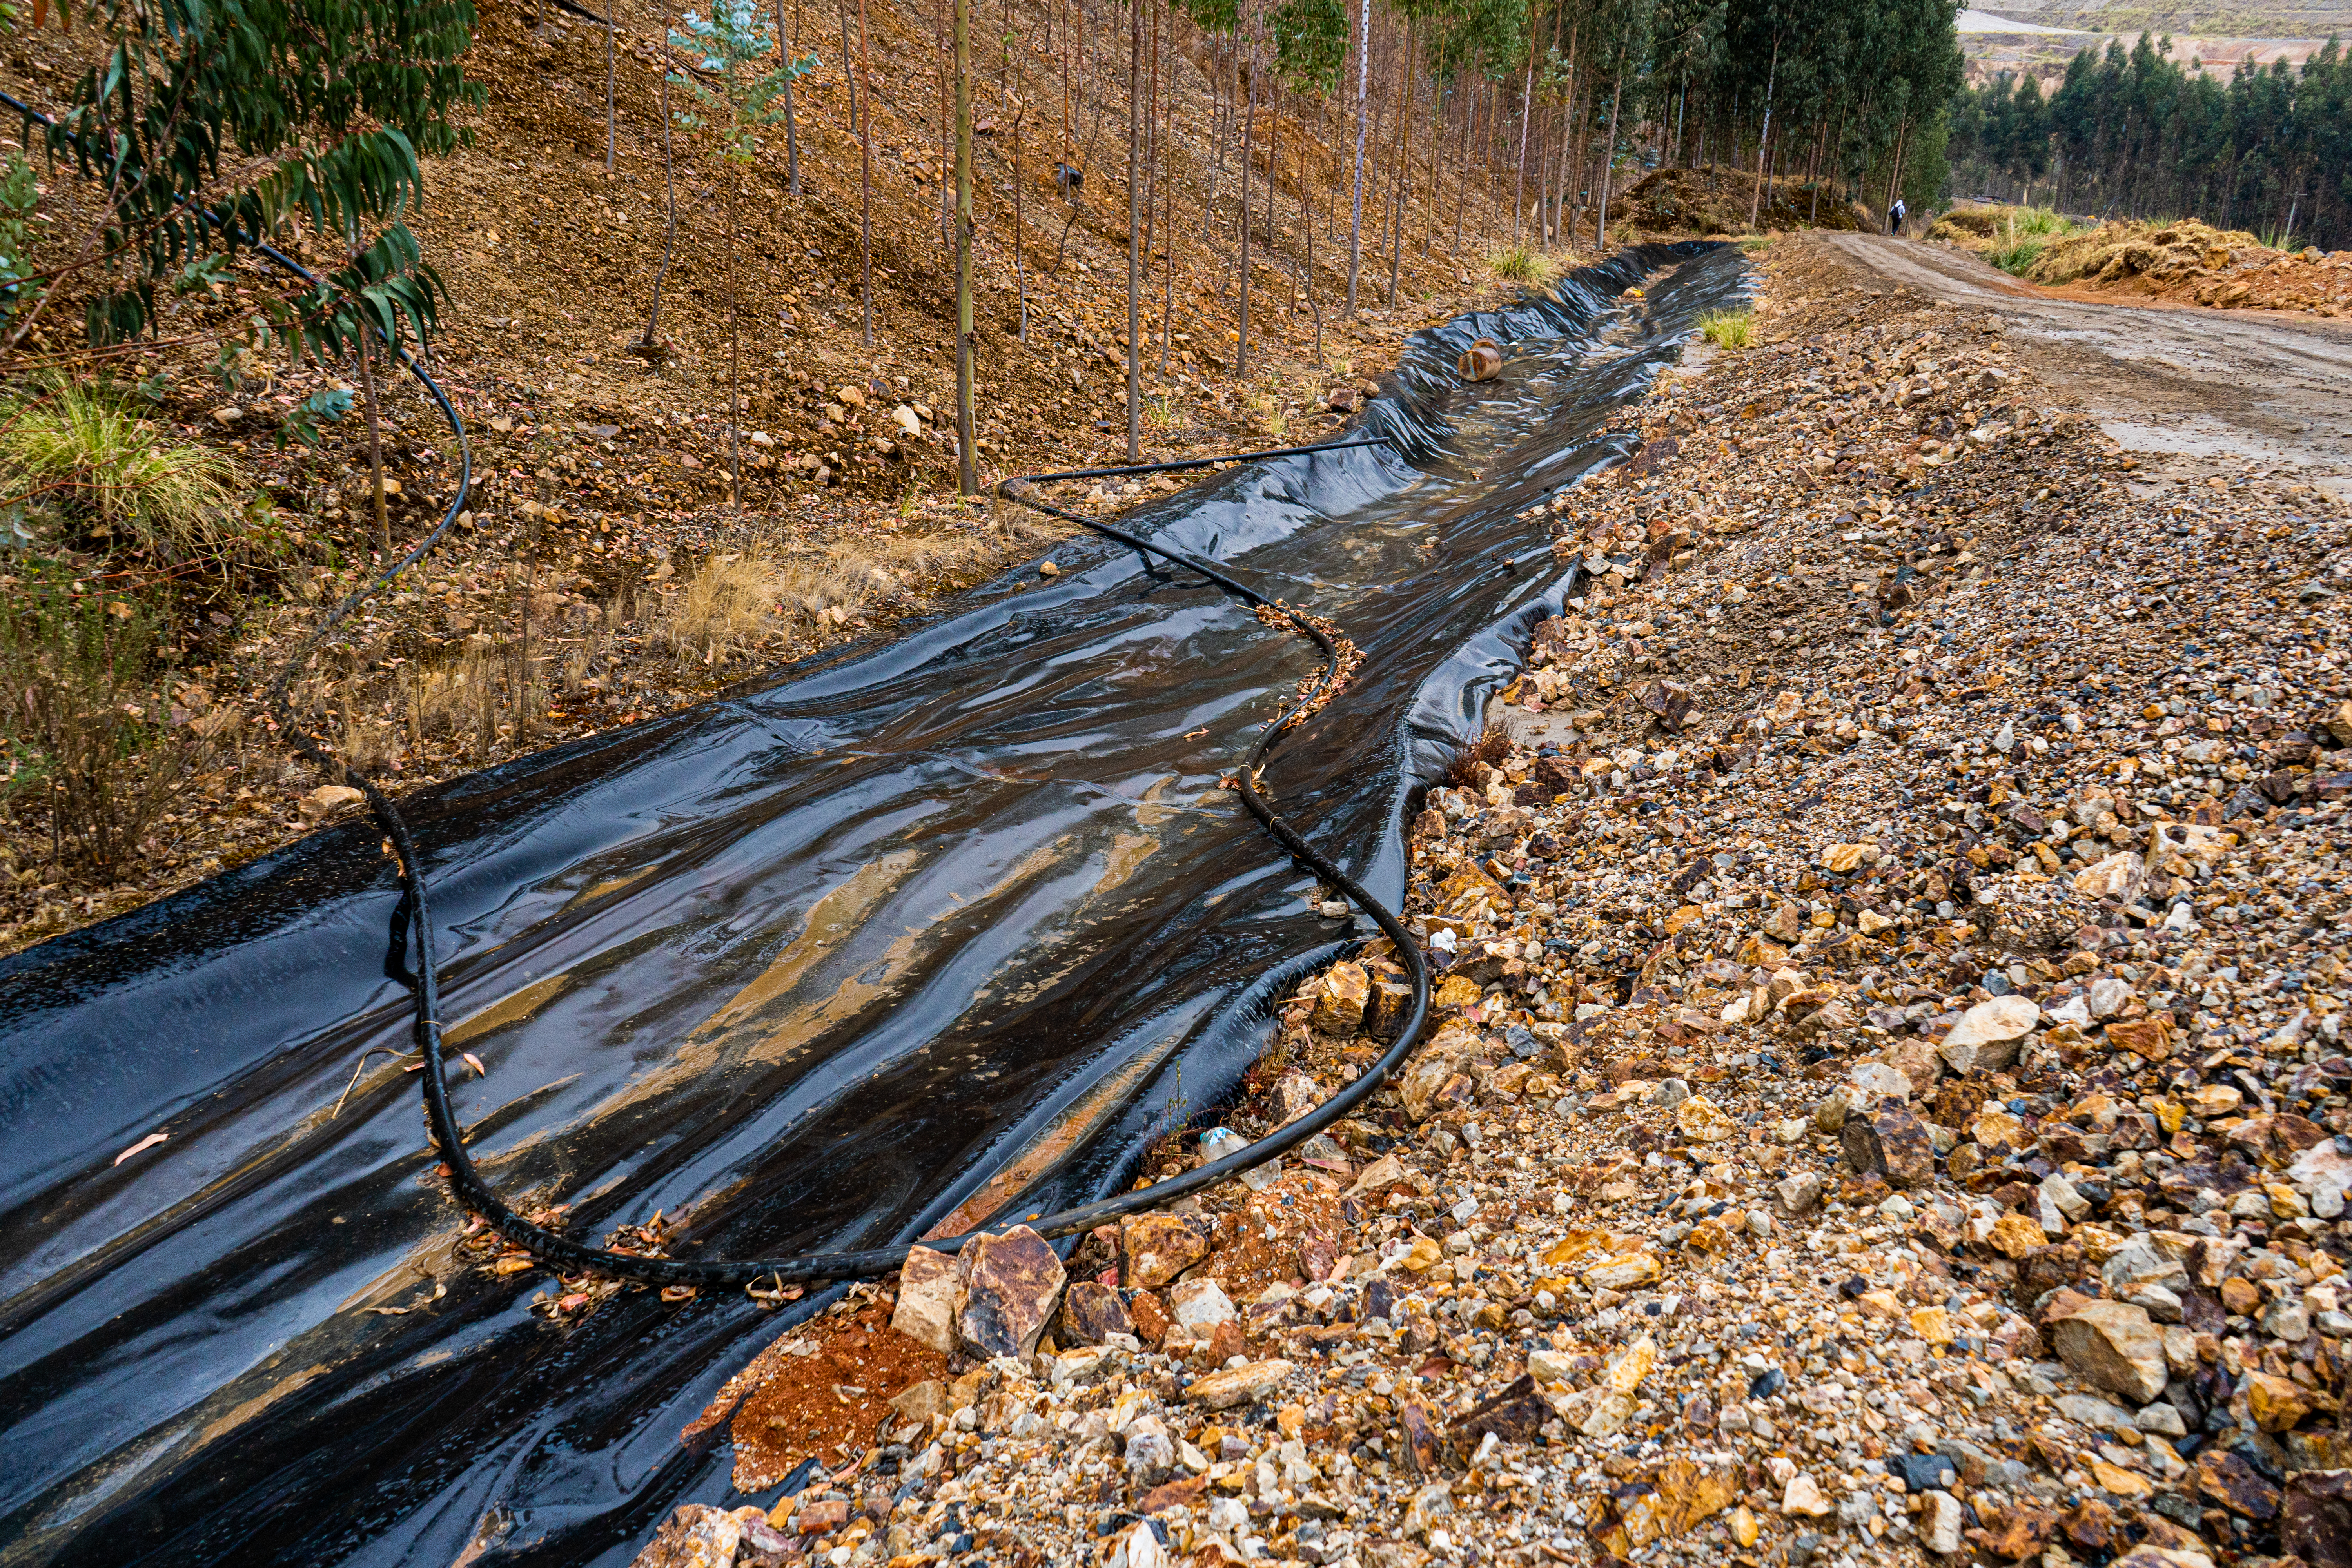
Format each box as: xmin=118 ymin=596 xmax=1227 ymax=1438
xmin=1699 ymin=309 xmax=1755 ymax=348
xmin=0 ymin=381 xmax=249 ymax=561
xmin=1443 ymin=719 xmax=1513 ymax=789
xmin=659 ymin=532 xmax=1004 ymax=666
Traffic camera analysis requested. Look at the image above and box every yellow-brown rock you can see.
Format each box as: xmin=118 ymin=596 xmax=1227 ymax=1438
xmin=1122 ymin=1212 xmax=1209 ymax=1290
xmin=1312 ymin=962 xmax=1370 ymax=1034
xmin=2246 ymin=1372 xmax=2313 ymax=1433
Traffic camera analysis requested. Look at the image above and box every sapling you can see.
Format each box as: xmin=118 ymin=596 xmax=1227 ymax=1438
xmin=669 ymin=3 xmax=815 ymax=508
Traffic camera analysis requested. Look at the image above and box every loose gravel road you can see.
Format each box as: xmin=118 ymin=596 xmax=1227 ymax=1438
xmin=1818 ymin=233 xmax=2352 ymax=495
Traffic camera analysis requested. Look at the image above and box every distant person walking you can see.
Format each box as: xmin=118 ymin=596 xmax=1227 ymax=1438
xmin=1889 ymin=198 xmax=1907 ymax=236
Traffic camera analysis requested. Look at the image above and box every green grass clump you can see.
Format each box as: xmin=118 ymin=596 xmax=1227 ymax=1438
xmin=1699 ymin=309 xmax=1754 ymax=348
xmin=0 ymin=380 xmax=245 ymax=562
xmin=1989 ymin=238 xmax=2048 ymax=275
xmin=1489 ymin=243 xmax=1553 ymax=285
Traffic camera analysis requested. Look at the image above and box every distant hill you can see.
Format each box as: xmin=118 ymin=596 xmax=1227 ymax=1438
xmin=1979 ymin=0 xmax=2348 ymax=35
xmin=1958 ymin=2 xmax=2344 ymax=78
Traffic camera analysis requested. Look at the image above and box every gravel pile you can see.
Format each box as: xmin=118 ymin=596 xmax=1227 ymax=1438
xmin=628 ymin=242 xmax=2352 ymax=1568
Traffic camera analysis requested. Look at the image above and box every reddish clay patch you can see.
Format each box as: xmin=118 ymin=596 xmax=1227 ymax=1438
xmin=717 ymin=1302 xmax=949 ymax=1491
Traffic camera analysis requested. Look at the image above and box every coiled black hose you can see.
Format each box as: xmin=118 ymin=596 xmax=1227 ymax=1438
xmin=7 ymin=80 xmax=1433 ymax=1291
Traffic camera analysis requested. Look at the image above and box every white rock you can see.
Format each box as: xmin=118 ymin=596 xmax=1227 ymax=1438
xmin=891 ymin=1245 xmax=960 ymax=1352
xmin=1847 ymin=1061 xmax=1912 ymax=1105
xmin=1168 ymin=1277 xmax=1237 ymax=1332
xmin=1939 ymin=995 xmax=2040 ymax=1056
xmin=2043 ymin=993 xmax=2092 ymax=1027
xmin=2073 ymin=850 xmax=2145 ymax=900
xmin=2087 ymin=976 xmax=2133 ymax=1018
xmin=1922 ymin=1490 xmax=1964 ymax=1554
xmin=1780 ymin=1472 xmax=1833 ymax=1517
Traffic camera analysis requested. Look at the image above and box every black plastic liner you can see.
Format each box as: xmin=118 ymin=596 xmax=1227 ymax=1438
xmin=0 ymin=241 xmax=1744 ymax=1567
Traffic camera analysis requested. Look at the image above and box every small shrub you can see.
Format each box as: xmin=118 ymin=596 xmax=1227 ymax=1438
xmin=1699 ymin=309 xmax=1754 ymax=348
xmin=0 ymin=578 xmax=198 ymax=869
xmin=1989 ymin=238 xmax=2047 ymax=276
xmin=0 ymin=381 xmax=249 ymax=562
xmin=1490 ymin=243 xmax=1552 ymax=285
xmin=1443 ymin=719 xmax=1512 ymax=789
xmin=1737 ymin=235 xmax=1772 ymax=253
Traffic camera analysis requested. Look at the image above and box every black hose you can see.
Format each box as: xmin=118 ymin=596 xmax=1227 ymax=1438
xmin=11 ymin=78 xmax=1435 ymax=1294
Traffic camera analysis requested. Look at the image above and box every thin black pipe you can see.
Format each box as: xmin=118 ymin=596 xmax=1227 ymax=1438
xmin=1011 ymin=434 xmax=1393 ymax=486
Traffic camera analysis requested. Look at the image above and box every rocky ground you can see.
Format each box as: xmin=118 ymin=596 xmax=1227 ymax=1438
xmin=613 ymin=237 xmax=2352 ymax=1568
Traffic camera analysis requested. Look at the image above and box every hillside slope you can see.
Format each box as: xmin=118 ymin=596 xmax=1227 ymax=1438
xmin=0 ymin=0 xmax=1561 ymax=953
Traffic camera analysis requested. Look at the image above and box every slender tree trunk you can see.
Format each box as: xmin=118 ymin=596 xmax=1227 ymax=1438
xmin=1237 ymin=52 xmax=1256 ymax=374
xmin=839 ymin=0 xmax=859 ymax=128
xmin=1452 ymin=78 xmax=1470 ymax=256
xmin=1124 ymin=0 xmax=1141 ymax=458
xmin=956 ymin=0 xmax=977 ymax=493
xmin=1555 ymin=22 xmax=1579 ymax=245
xmin=1596 ymin=43 xmax=1626 ymax=247
xmin=728 ymin=193 xmax=744 ymax=509
xmin=1514 ymin=43 xmax=1535 ymax=240
xmin=1347 ymin=0 xmax=1370 ymax=312
xmin=860 ymin=0 xmax=875 ymax=343
xmin=605 ymin=10 xmax=617 ymax=175
xmin=1387 ymin=20 xmax=1415 ymax=305
xmin=359 ymin=327 xmax=390 ymax=559
xmin=1014 ymin=88 xmax=1030 ymax=343
xmin=643 ymin=71 xmax=679 ymax=345
xmin=1750 ymin=36 xmax=1780 ymax=235
xmin=1160 ymin=0 xmax=1178 ymax=376
xmin=1304 ymin=129 xmax=1322 ymax=366
xmin=777 ymin=0 xmax=803 ymax=194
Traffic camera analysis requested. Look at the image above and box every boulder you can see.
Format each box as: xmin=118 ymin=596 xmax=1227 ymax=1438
xmin=2281 ymin=1468 xmax=2352 ymax=1568
xmin=1397 ymin=1027 xmax=1479 ymax=1122
xmin=2046 ymin=1296 xmax=2168 ymax=1404
xmin=955 ymin=1225 xmax=1065 ymax=1359
xmin=1167 ymin=1277 xmax=1237 ymax=1333
xmin=891 ymin=1245 xmax=960 ymax=1352
xmin=1937 ymin=996 xmax=2039 ymax=1074
xmin=1780 ymin=1473 xmax=1834 ymax=1517
xmin=1675 ymin=1095 xmax=1739 ymax=1143
xmin=1922 ymin=1490 xmax=1965 ymax=1554
xmin=2247 ymin=1371 xmax=2314 ymax=1433
xmin=1311 ymin=963 xmax=1370 ymax=1034
xmin=1058 ymin=1280 xmax=1134 ymax=1347
xmin=1122 ymin=1212 xmax=1209 ymax=1290
xmin=1185 ymin=1359 xmax=1294 ymax=1409
xmin=1840 ymin=1101 xmax=1936 ymax=1188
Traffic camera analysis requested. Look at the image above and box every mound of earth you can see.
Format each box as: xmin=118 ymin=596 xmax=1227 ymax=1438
xmin=1934 ymin=205 xmax=2352 ymax=316
xmin=1621 ymin=165 xmax=1872 ymax=237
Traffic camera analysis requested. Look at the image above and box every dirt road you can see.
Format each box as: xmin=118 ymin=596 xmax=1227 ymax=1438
xmin=1815 ymin=231 xmax=2352 ymax=499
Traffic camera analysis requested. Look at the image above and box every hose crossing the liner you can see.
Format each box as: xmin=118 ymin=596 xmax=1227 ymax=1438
xmin=7 ymin=78 xmax=1434 ymax=1291
xmin=408 ymin=440 xmax=1433 ymax=1289
xmin=416 ymin=442 xmax=1432 ymax=1289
